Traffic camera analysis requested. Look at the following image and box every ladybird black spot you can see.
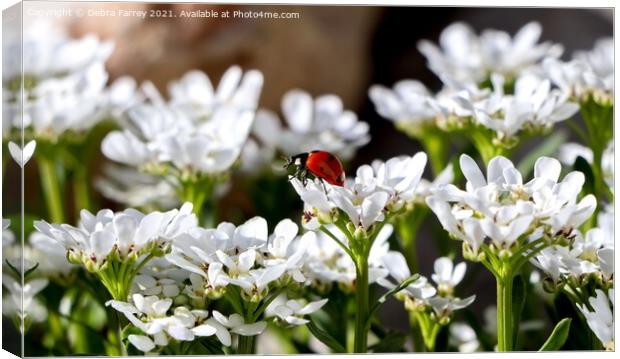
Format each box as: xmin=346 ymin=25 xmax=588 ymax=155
xmin=328 ymin=154 xmax=335 ymax=162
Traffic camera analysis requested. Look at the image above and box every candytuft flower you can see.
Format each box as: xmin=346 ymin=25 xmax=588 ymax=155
xmin=577 ymin=289 xmax=614 ymax=351
xmin=34 ymin=203 xmax=197 ymax=300
xmin=418 ymin=21 xmax=562 ymax=85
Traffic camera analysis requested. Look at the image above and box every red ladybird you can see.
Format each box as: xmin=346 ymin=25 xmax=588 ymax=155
xmin=284 ymin=151 xmax=345 ymax=187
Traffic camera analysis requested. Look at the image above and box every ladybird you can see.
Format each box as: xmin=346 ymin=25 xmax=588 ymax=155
xmin=284 ymin=151 xmax=345 ymax=187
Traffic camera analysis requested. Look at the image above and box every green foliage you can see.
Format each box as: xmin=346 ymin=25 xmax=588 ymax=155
xmin=306 ymin=319 xmax=346 ymax=353
xmin=539 ymin=318 xmax=572 ymax=351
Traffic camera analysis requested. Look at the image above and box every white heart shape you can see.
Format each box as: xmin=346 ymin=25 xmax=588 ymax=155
xmin=8 ymin=140 xmax=36 ymax=167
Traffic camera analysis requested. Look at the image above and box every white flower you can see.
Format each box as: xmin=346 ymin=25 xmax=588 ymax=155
xmin=277 ymin=89 xmax=369 ymax=160
xmin=369 ymin=80 xmax=437 ymax=126
xmin=102 ymin=67 xmax=262 ymax=178
xmin=377 ymin=251 xmax=436 ymax=302
xmin=428 ymin=295 xmax=476 ymax=319
xmin=107 ymin=294 xmax=218 ymax=352
xmin=2 ymin=22 xmax=128 ymax=139
xmin=531 ymin=202 xmax=613 ymax=283
xmin=28 ymin=232 xmax=75 ymax=276
xmin=557 ymin=143 xmax=593 ymax=165
xmin=427 ymin=154 xmax=596 ymax=254
xmin=2 ymin=219 xmax=13 ymax=247
xmin=361 ymin=152 xmax=428 ymax=211
xmin=265 ymin=294 xmax=328 ymax=326
xmin=529 ymin=246 xmax=566 ymax=284
xmin=241 ymin=89 xmax=371 ymax=173
xmin=418 ymin=21 xmax=562 ymax=85
xmin=2 ymin=275 xmax=49 ymax=322
xmin=449 ymin=322 xmax=480 ymax=352
xmin=133 ymin=274 xmax=181 ymax=298
xmin=461 ymin=73 xmax=579 ymax=139
xmin=298 ymin=225 xmax=393 ymax=290
xmin=545 ymin=38 xmax=613 ymax=100
xmin=3 ymin=21 xmax=113 ymax=80
xmin=577 ymin=289 xmax=614 ymax=350
xmin=415 ymin=163 xmax=454 ymax=200
xmin=95 ymin=164 xmax=179 ymax=209
xmin=205 ymin=311 xmax=267 ymax=346
xmin=431 ymin=257 xmax=466 ymax=296
xmin=34 ymin=203 xmax=197 ymax=269
xmin=167 ymin=217 xmax=308 ymax=299
xmin=291 ymin=154 xmax=427 ymax=230
xmin=168 ymin=67 xmax=263 ymax=119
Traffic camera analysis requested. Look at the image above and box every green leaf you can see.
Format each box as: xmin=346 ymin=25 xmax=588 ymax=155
xmin=369 ymin=331 xmax=407 ymax=353
xmin=517 ymin=131 xmax=567 ymax=176
xmin=539 ymin=318 xmax=572 ymax=351
xmin=511 ymin=274 xmax=526 ymax=348
xmin=573 ymin=156 xmax=595 ymax=195
xmin=365 ymin=274 xmax=420 ymax=331
xmin=306 ymin=320 xmax=346 ymax=353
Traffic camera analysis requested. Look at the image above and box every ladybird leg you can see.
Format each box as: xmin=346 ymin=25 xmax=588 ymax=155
xmin=320 ymin=179 xmax=328 ymax=193
xmin=301 ymin=168 xmax=309 ymax=186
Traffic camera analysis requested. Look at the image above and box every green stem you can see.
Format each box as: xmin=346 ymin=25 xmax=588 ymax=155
xmin=353 ymin=256 xmax=369 ymax=353
xmin=467 ymin=127 xmax=508 ymax=165
xmin=409 ymin=313 xmax=425 ymax=352
xmin=38 ymin=155 xmax=65 ymax=223
xmin=394 ymin=209 xmax=428 ymax=273
xmin=320 ymin=226 xmax=355 ymax=259
xmin=414 ymin=311 xmax=439 ymax=351
xmin=420 ymin=130 xmax=448 ymax=176
xmin=74 ymin=167 xmax=92 ymax=214
xmin=237 ymin=335 xmax=255 ymax=354
xmin=105 ymin=301 xmax=128 ymax=356
xmin=179 ymin=179 xmax=214 ymax=224
xmin=496 ymin=274 xmax=514 ymax=352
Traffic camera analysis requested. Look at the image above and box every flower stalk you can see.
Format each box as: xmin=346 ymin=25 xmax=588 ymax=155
xmin=496 ymin=272 xmax=514 ymax=352
xmin=353 ymin=255 xmax=370 ymax=353
xmin=38 ymin=154 xmax=65 ymax=223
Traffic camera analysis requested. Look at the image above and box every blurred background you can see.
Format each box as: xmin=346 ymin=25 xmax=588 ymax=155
xmin=2 ymin=2 xmax=613 ymax=354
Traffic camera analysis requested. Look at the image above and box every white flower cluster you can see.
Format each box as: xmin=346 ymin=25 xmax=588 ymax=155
xmin=297 ymin=224 xmax=393 ymax=291
xmin=102 ymin=66 xmax=263 ymax=177
xmin=427 ymin=155 xmax=596 ymax=258
xmin=2 ymin=21 xmax=135 ymax=139
xmin=558 ymin=140 xmax=614 ymax=193
xmin=107 ymin=294 xmax=267 ymax=352
xmin=109 ymin=217 xmax=330 ymax=353
xmin=241 ymin=89 xmax=370 ymax=172
xmin=379 ymin=253 xmax=475 ymax=322
xmin=544 ymin=38 xmax=613 ymax=102
xmin=369 ymin=22 xmax=588 ymax=144
xmin=290 ymin=152 xmax=428 ymax=231
xmin=166 ymin=217 xmax=312 ymax=300
xmin=371 ymin=71 xmax=579 ymax=142
xmin=577 ymin=289 xmax=614 ymax=350
xmin=33 ymin=203 xmax=197 ymax=271
xmin=417 ymin=22 xmax=562 ymax=85
xmin=264 ymin=294 xmax=328 ymax=326
xmin=531 ymin=206 xmax=613 ymax=286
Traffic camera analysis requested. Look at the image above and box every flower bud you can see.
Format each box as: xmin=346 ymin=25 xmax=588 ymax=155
xmin=542 ymin=277 xmax=560 ymax=293
xmin=318 ymin=211 xmax=333 ymax=225
xmin=438 ymin=316 xmax=451 ymax=326
xmin=353 ymin=227 xmax=366 ymax=240
xmin=346 ymin=222 xmax=356 ymax=234
xmin=498 ymin=249 xmax=512 ymax=260
xmin=67 ymin=250 xmax=81 ymax=265
xmin=174 ymin=293 xmax=190 ymax=306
